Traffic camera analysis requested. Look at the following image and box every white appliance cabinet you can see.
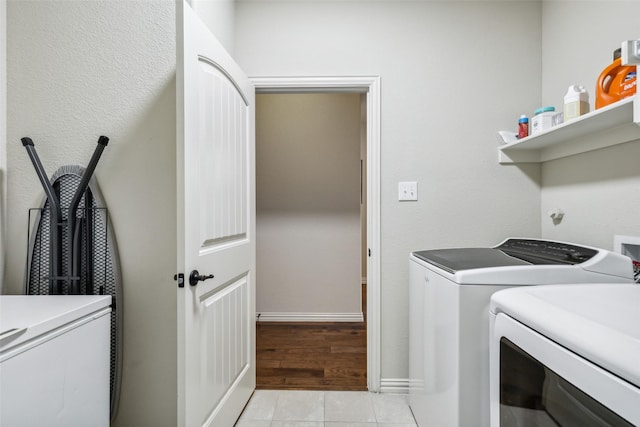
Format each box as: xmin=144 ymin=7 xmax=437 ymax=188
xmin=0 ymin=295 xmax=112 ymax=427
xmin=499 ymin=95 xmax=640 ymax=164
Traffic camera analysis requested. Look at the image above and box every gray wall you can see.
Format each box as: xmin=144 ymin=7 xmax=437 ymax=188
xmin=0 ymin=0 xmax=6 ymax=293
xmin=191 ymin=0 xmax=235 ymax=56
xmin=256 ymin=93 xmax=362 ymax=317
xmin=6 ymin=2 xmax=177 ymax=426
xmin=539 ymin=1 xmax=640 ymax=250
xmin=234 ymin=0 xmax=543 ymax=383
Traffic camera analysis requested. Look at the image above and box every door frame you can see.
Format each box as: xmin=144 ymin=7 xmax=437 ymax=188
xmin=251 ymin=76 xmax=381 ymax=392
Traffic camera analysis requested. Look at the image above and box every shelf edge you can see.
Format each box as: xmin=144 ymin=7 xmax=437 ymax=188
xmin=498 ymin=95 xmax=639 ymax=164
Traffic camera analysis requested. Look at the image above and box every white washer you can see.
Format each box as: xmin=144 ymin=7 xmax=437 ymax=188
xmin=489 ymin=283 xmax=640 ymax=426
xmin=408 ymin=238 xmax=634 ymax=427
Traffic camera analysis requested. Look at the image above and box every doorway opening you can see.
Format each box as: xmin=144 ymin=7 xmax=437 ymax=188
xmin=252 ymin=76 xmax=381 ymax=392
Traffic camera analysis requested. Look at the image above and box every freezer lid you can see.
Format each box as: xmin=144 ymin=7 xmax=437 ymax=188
xmin=0 ymin=295 xmax=111 ymax=352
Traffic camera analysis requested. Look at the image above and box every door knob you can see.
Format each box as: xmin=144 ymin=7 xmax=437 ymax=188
xmin=189 ymin=270 xmax=214 ymax=286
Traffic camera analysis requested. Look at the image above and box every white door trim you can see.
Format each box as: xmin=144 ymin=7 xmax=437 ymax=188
xmin=252 ymin=75 xmax=381 ymax=392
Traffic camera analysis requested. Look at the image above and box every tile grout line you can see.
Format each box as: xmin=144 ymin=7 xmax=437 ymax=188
xmin=240 ymin=389 xmax=416 ymax=426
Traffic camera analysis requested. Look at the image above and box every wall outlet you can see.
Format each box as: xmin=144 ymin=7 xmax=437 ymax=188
xmin=398 ymin=181 xmax=418 ymax=201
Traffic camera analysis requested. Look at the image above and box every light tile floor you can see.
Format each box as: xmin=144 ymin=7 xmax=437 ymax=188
xmin=235 ymin=390 xmax=417 ymax=427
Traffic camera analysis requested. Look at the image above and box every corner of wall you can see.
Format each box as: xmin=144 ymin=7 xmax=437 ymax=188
xmin=191 ymin=0 xmax=235 ymax=57
xmin=538 ymin=1 xmax=640 ymax=248
xmin=0 ymin=0 xmax=7 ymax=293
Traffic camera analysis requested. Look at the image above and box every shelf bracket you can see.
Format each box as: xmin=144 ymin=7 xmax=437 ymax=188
xmin=498 ymin=148 xmax=541 ymax=164
xmin=634 ymin=91 xmax=640 ymax=126
xmin=621 ymin=40 xmax=640 ymax=126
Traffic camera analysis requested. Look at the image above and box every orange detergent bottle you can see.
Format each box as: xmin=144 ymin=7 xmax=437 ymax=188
xmin=596 ymin=48 xmax=637 ymax=109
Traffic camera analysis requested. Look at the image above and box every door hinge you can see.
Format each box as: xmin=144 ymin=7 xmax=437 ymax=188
xmin=174 ymin=273 xmax=185 ymax=288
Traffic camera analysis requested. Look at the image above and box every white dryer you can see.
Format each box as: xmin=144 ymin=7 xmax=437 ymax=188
xmin=489 ymin=283 xmax=640 ymax=426
xmin=408 ymin=238 xmax=633 ymax=427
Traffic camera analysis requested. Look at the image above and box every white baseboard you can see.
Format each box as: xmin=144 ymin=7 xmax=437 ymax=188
xmin=380 ymin=378 xmax=410 ymax=394
xmin=257 ymin=312 xmax=364 ymax=322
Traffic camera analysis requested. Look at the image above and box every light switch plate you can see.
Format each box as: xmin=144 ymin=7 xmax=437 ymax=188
xmin=398 ymin=181 xmax=418 ymax=201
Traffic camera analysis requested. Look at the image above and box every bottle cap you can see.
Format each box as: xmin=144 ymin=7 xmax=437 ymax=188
xmin=566 ymin=85 xmax=586 ymax=94
xmin=518 ymin=115 xmax=528 ymax=123
xmin=534 ymin=106 xmax=555 ymax=115
xmin=614 ymin=48 xmax=622 ymax=60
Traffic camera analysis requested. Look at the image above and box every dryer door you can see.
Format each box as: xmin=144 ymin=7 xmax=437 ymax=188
xmin=490 ymin=313 xmax=639 ymax=426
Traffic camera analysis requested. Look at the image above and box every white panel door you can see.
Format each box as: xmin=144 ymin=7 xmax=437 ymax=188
xmin=177 ymin=2 xmax=255 ymax=427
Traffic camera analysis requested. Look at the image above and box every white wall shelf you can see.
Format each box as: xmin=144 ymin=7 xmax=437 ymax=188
xmin=499 ymin=95 xmax=640 ymax=164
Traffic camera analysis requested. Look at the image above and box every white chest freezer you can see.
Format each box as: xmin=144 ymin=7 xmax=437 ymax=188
xmin=0 ymin=295 xmax=111 ymax=427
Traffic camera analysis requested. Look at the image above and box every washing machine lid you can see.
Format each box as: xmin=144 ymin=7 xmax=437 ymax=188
xmin=490 ymin=283 xmax=640 ymax=389
xmin=413 ymin=238 xmax=600 ymax=274
xmin=412 ymin=248 xmax=531 ymax=272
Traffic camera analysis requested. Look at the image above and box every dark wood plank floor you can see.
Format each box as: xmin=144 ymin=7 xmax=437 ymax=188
xmin=256 ymin=284 xmax=367 ymax=391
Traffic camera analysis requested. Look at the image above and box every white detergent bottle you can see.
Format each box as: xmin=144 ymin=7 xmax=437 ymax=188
xmin=563 ymin=85 xmax=590 ymax=122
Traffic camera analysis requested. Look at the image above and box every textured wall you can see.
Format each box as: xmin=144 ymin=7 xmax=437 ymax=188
xmin=235 ymin=0 xmax=543 ymax=383
xmin=0 ymin=0 xmax=6 ymax=293
xmin=540 ymin=1 xmax=640 ymax=250
xmin=6 ymin=2 xmax=178 ymax=425
xmin=192 ymin=0 xmax=235 ymax=56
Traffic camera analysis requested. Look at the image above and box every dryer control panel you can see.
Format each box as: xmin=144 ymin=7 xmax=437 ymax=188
xmin=496 ymin=239 xmax=598 ymax=265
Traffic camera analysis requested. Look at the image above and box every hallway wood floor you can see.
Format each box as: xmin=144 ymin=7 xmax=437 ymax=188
xmin=256 ymin=284 xmax=367 ymax=391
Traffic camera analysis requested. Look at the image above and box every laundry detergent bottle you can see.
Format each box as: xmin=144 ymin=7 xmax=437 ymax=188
xmin=596 ymin=48 xmax=637 ymax=109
